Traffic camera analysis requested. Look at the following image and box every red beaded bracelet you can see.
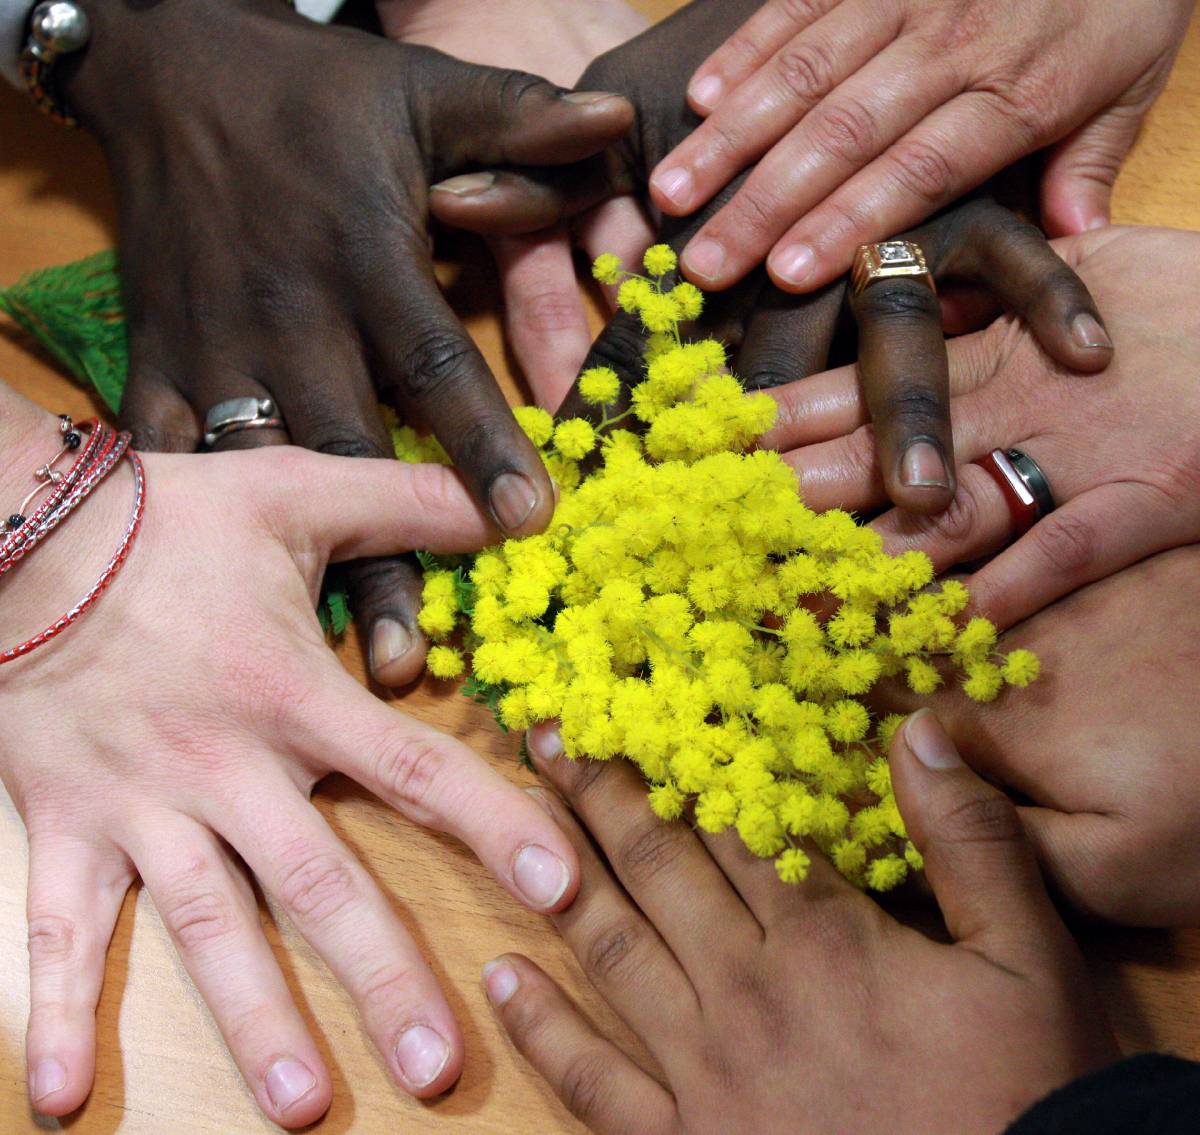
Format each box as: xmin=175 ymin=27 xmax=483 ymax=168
xmin=0 ymin=450 xmax=146 ymax=665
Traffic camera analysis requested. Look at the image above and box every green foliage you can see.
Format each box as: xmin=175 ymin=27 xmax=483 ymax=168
xmin=461 ymin=673 xmax=510 ymax=731
xmin=0 ymin=251 xmax=128 ymax=413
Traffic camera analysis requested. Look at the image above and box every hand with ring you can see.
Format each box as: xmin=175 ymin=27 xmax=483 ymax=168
xmin=57 ymin=1 xmax=634 ymax=688
xmin=647 ymin=0 xmax=1193 ymax=293
xmin=0 ymin=390 xmax=581 ymax=1123
xmin=762 ymin=224 xmax=1200 ymax=629
xmin=427 ymin=0 xmax=1114 ymax=517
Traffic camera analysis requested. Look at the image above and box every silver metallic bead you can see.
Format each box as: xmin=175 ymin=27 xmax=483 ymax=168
xmin=30 ymin=2 xmax=91 ymax=63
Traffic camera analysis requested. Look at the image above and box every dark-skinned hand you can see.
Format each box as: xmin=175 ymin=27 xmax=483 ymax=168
xmin=480 ymin=710 xmax=1118 ymax=1134
xmin=429 ymin=0 xmax=1113 ymax=516
xmin=60 ymin=0 xmax=633 ymax=685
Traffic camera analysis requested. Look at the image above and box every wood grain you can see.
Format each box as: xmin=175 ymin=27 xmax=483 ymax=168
xmin=2 ymin=4 xmax=1199 ymax=1131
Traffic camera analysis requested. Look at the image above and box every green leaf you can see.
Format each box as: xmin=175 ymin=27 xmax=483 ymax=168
xmin=0 ymin=251 xmax=128 ymax=412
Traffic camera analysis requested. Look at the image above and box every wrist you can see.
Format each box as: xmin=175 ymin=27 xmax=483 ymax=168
xmin=56 ymin=0 xmax=302 ymax=137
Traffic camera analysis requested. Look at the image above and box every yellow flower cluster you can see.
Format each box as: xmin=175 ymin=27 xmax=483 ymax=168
xmin=415 ymin=250 xmax=1039 ymax=891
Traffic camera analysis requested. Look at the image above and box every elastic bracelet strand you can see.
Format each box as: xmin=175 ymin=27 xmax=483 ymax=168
xmin=1 ymin=419 xmax=105 ymax=553
xmin=0 ymin=451 xmax=146 ymax=665
xmin=0 ymin=431 xmax=130 ymax=579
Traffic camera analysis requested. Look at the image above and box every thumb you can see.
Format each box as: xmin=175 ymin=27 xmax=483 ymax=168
xmin=888 ymin=709 xmax=1074 ymax=968
xmin=247 ymin=449 xmax=498 ymax=562
xmin=412 ymin=52 xmax=634 ymax=175
xmin=1040 ymin=97 xmax=1151 ymax=237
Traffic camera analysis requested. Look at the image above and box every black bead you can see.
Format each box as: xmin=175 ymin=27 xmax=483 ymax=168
xmin=7 ymin=514 xmax=25 ymax=530
xmin=65 ymin=431 xmax=82 ymax=449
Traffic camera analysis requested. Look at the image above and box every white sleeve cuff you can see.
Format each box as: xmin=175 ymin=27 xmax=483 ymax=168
xmin=0 ymin=0 xmax=30 ymax=88
xmin=1 ymin=0 xmax=344 ymax=91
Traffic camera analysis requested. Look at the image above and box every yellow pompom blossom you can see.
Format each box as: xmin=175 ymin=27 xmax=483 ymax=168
xmin=427 ymin=646 xmax=465 ymax=679
xmin=592 ymin=253 xmax=623 ymax=285
xmin=643 ymin=243 xmax=678 ymax=276
xmin=579 ymin=366 xmax=621 ymax=406
xmin=412 ymin=254 xmax=1040 ymax=892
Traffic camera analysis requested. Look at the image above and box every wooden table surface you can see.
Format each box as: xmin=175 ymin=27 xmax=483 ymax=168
xmin=3 ymin=4 xmax=1200 ymax=1132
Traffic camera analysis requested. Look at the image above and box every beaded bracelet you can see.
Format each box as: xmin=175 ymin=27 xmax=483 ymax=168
xmin=0 ymin=425 xmax=129 ymax=579
xmin=4 ymin=414 xmax=90 ymax=535
xmin=0 ymin=451 xmax=146 ymax=665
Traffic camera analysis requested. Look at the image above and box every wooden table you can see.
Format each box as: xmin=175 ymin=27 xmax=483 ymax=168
xmin=3 ymin=4 xmax=1200 ymax=1131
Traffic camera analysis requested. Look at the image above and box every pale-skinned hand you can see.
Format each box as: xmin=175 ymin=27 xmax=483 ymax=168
xmin=480 ymin=711 xmax=1117 ymax=1134
xmin=762 ymin=225 xmax=1200 ymax=629
xmin=0 ymin=407 xmax=580 ymax=1125
xmin=651 ymin=0 xmax=1194 ymax=294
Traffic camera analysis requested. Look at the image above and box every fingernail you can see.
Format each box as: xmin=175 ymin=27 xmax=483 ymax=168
xmin=563 ymin=90 xmax=621 ymax=105
xmin=431 ymin=172 xmax=497 ymax=197
xmin=683 ymin=238 xmax=726 ymax=281
xmin=904 ymin=709 xmax=963 ymax=770
xmin=899 ymin=440 xmax=951 ymax=490
xmin=528 ymin=722 xmax=563 ymax=763
xmin=652 ymin=166 xmax=694 ymax=208
xmin=1071 ymin=312 xmax=1112 ymax=351
xmin=483 ymin=959 xmax=520 ymax=1007
xmin=395 ymin=1025 xmax=451 ymax=1090
xmin=689 ymin=74 xmax=723 ymax=110
xmin=29 ymin=1058 xmax=66 ymax=1102
xmin=771 ymin=243 xmax=815 ymax=287
xmin=265 ymin=1058 xmax=318 ymax=1116
xmin=371 ymin=618 xmax=413 ymax=672
xmin=514 ymin=844 xmax=571 ymax=910
xmin=490 ymin=472 xmax=539 ymax=532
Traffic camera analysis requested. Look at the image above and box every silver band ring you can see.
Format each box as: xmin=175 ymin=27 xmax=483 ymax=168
xmin=203 ymin=397 xmax=285 ymax=449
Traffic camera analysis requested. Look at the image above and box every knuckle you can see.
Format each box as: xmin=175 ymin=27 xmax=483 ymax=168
xmin=877 ymin=386 xmax=946 ymax=434
xmin=614 ymin=821 xmax=688 ymax=890
xmin=585 ymin=320 xmax=648 ymax=385
xmin=510 ymin=288 xmax=584 ymax=337
xmin=856 ymin=280 xmax=941 ymax=324
xmin=396 ymin=329 xmax=479 ymax=400
xmin=935 ymin=792 xmax=1024 ymax=850
xmin=560 ymin=1050 xmax=615 ymax=1124
xmin=357 ymin=963 xmax=419 ymax=1014
xmin=886 ymin=138 xmax=956 ymax=207
xmin=27 ymin=915 xmax=81 ymax=971
xmin=371 ymin=733 xmax=448 ymax=817
xmin=928 ymin=478 xmax=982 ymax=545
xmin=977 ymin=78 xmax=1049 ymax=147
xmin=275 ymin=846 xmax=360 ymax=926
xmin=841 ymin=424 xmax=879 ymax=479
xmin=549 ymin=755 xmax=607 ymax=807
xmin=584 ymin=919 xmax=644 ymax=984
xmin=160 ymin=877 xmax=238 ymax=951
xmin=308 ymin=429 xmax=387 ymax=461
xmin=812 ymin=97 xmax=878 ymax=161
xmin=1030 ymin=510 xmax=1096 ymax=578
xmin=775 ymin=39 xmax=837 ymax=105
xmin=731 ymin=183 xmax=783 ymax=240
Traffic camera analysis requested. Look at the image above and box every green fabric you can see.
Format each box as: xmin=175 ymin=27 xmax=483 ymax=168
xmin=0 ymin=252 xmax=352 ymax=634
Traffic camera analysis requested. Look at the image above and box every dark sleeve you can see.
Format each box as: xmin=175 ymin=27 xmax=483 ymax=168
xmin=1007 ymin=1054 xmax=1200 ymax=1134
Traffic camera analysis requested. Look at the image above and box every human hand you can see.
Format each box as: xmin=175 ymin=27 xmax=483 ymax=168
xmin=479 ymin=712 xmax=1116 ymax=1134
xmin=430 ymin=9 xmax=1112 ymax=513
xmin=383 ymin=0 xmax=654 ymax=412
xmin=0 ymin=410 xmax=580 ymax=1123
xmin=60 ymin=0 xmax=632 ymax=686
xmin=651 ymin=0 xmax=1194 ymax=293
xmin=871 ymin=546 xmax=1200 ymax=928
xmin=763 ymin=225 xmax=1199 ymax=627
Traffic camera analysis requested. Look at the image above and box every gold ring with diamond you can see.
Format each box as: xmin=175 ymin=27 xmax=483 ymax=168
xmin=851 ymin=240 xmax=936 ymax=298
